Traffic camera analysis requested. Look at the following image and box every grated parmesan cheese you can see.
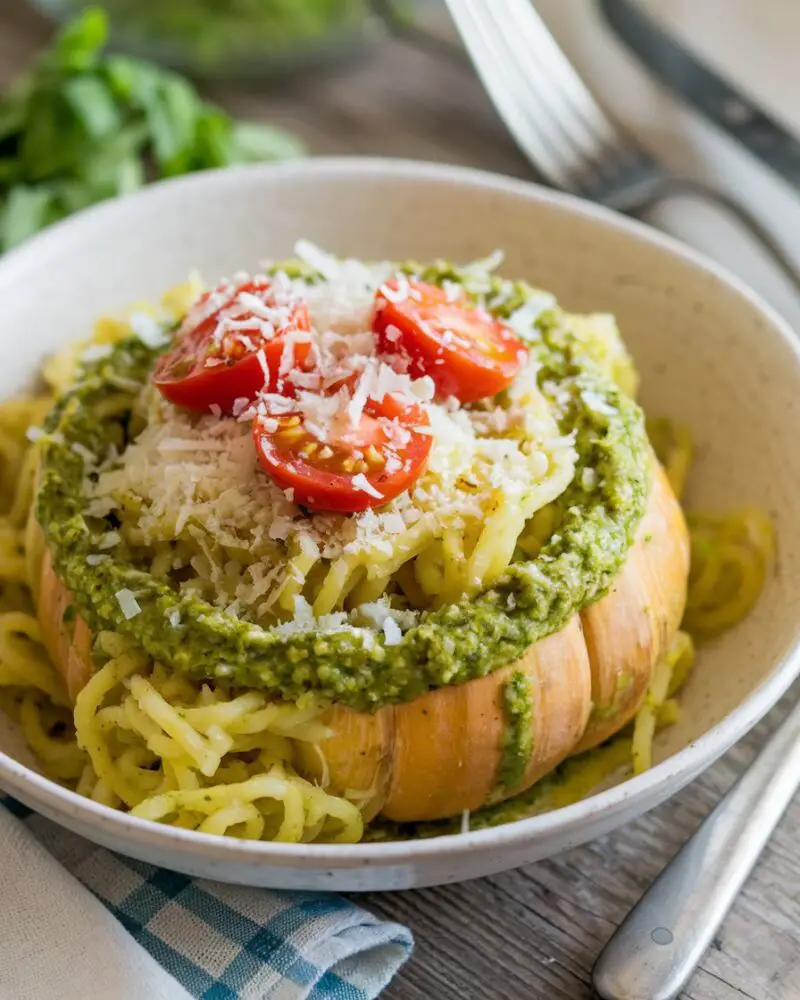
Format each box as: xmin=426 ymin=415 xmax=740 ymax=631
xmin=581 ymin=467 xmax=598 ymax=490
xmin=115 ymin=588 xmax=141 ymax=619
xmin=80 ymin=343 xmax=114 ymax=363
xmin=382 ymin=616 xmax=402 ymax=646
xmin=581 ymin=389 xmax=617 ymax=417
xmin=351 ymin=473 xmax=383 ymax=500
xmin=506 ymin=292 xmax=556 ymax=340
xmin=293 ymin=239 xmax=343 ymax=280
xmin=71 ymin=441 xmax=96 ymax=465
xmin=129 ymin=312 xmax=169 ymax=348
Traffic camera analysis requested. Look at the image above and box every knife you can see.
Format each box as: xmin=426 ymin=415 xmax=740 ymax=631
xmin=599 ymin=0 xmax=800 ymax=191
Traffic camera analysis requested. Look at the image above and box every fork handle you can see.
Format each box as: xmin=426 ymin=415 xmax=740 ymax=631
xmin=592 ymin=696 xmax=800 ymax=1000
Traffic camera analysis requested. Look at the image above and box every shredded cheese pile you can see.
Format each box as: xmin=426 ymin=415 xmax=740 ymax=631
xmin=87 ymin=244 xmax=579 ymax=628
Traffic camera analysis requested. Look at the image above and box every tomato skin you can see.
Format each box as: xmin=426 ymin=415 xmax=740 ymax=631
xmin=253 ymin=393 xmax=432 ymax=513
xmin=373 ymin=279 xmax=526 ymax=403
xmin=153 ymin=279 xmax=312 ymax=414
xmin=155 ymin=351 xmax=263 ymax=415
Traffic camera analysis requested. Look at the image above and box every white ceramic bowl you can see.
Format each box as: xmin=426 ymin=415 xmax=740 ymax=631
xmin=1 ymin=159 xmax=799 ymax=891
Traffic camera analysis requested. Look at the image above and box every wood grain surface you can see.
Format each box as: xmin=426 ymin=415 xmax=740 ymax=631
xmin=2 ymin=6 xmax=800 ymax=999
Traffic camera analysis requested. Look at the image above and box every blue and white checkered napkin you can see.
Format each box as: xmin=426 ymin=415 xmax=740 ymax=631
xmin=0 ymin=799 xmax=412 ymax=1000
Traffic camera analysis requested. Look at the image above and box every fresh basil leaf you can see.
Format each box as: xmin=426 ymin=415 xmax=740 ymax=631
xmin=51 ymin=180 xmax=101 ymax=216
xmin=115 ymin=156 xmax=145 ymax=195
xmin=0 ymin=9 xmax=305 ymax=251
xmin=0 ymin=159 xmax=18 ymax=185
xmin=144 ymin=75 xmax=203 ymax=177
xmin=18 ymin=90 xmax=85 ymax=182
xmin=79 ymin=122 xmax=149 ymax=178
xmin=49 ymin=7 xmax=108 ymax=74
xmin=191 ymin=106 xmax=237 ymax=169
xmin=103 ymin=55 xmax=161 ymax=107
xmin=63 ymin=74 xmax=122 ymax=140
xmin=231 ymin=121 xmax=306 ymax=163
xmin=0 ymin=185 xmax=57 ymax=250
xmin=79 ymin=137 xmax=147 ymax=197
xmin=52 ymin=168 xmax=138 ymax=217
xmin=0 ymin=97 xmax=26 ymax=145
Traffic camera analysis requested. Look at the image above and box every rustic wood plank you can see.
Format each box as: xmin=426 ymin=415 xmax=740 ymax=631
xmin=2 ymin=6 xmax=800 ymax=999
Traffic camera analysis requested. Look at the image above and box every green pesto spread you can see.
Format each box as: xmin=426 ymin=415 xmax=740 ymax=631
xmin=35 ymin=260 xmax=650 ymax=711
xmin=498 ymin=670 xmax=533 ymax=790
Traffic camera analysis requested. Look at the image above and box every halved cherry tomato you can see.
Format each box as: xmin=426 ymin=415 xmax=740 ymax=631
xmin=153 ymin=278 xmax=312 ymax=414
xmin=373 ymin=279 xmax=527 ymax=403
xmin=253 ymin=391 xmax=432 ymax=513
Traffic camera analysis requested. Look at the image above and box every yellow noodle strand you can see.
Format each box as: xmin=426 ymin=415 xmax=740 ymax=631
xmin=684 ymin=509 xmax=774 ymax=639
xmin=632 ymin=632 xmax=694 ymax=775
xmin=647 ymin=417 xmax=693 ymax=500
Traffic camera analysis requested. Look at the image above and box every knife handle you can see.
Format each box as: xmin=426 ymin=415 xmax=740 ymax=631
xmin=600 ymin=0 xmax=800 ymax=189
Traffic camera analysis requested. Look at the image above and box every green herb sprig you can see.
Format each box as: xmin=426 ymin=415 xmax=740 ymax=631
xmin=0 ymin=7 xmax=305 ymax=252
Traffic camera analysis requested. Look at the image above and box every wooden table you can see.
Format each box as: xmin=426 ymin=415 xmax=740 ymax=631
xmin=3 ymin=6 xmax=800 ymax=999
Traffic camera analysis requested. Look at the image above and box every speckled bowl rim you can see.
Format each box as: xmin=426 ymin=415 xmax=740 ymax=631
xmin=1 ymin=157 xmax=799 ymax=870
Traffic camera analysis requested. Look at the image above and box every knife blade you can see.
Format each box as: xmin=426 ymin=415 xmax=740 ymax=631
xmin=599 ymin=0 xmax=800 ymax=190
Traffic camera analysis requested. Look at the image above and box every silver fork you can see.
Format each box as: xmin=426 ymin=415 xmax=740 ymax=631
xmin=438 ymin=0 xmax=800 ymax=288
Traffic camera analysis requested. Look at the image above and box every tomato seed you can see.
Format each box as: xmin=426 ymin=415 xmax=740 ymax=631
xmin=276 ymin=427 xmax=305 ymax=445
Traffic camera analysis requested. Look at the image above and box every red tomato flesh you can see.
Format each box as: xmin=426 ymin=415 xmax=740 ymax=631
xmin=253 ymin=392 xmax=432 ymax=513
xmin=153 ymin=278 xmax=312 ymax=414
xmin=373 ymin=279 xmax=527 ymax=403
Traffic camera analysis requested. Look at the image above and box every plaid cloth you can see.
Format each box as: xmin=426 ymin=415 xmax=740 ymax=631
xmin=2 ymin=799 xmax=412 ymax=1000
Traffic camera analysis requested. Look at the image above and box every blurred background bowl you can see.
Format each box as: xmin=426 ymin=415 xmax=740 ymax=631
xmin=28 ymin=0 xmax=423 ymax=78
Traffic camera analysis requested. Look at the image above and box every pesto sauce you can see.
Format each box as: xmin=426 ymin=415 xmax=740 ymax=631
xmin=498 ymin=670 xmax=533 ymax=790
xmin=36 ymin=262 xmax=650 ymax=711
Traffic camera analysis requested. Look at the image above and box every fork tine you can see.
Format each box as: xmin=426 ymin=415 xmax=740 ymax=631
xmin=445 ymin=0 xmax=578 ymax=186
xmin=496 ymin=0 xmax=621 ymax=150
xmin=452 ymin=0 xmax=613 ymax=190
xmin=447 ymin=0 xmax=656 ymax=198
xmin=484 ymin=0 xmax=651 ymax=191
xmin=479 ymin=0 xmax=610 ymax=181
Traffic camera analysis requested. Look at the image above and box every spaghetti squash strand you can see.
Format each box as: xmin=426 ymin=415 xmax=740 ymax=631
xmin=647 ymin=417 xmax=693 ymax=500
xmin=67 ymin=657 xmax=364 ymax=841
xmin=632 ymin=631 xmax=695 ymax=775
xmin=684 ymin=509 xmax=774 ymax=639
